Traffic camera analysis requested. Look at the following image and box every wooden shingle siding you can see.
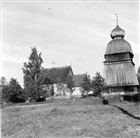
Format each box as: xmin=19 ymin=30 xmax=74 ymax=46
xmin=104 ymin=62 xmax=138 ymax=86
xmin=105 ymin=39 xmax=133 ymax=56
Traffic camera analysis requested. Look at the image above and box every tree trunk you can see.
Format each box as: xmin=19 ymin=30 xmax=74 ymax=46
xmin=86 ymin=91 xmax=89 ymax=97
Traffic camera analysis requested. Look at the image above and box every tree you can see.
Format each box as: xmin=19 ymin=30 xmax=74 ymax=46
xmin=2 ymin=78 xmax=24 ymax=103
xmin=35 ymin=70 xmax=52 ymax=100
xmin=22 ymin=47 xmax=50 ymax=101
xmin=0 ymin=76 xmax=7 ymax=86
xmin=1 ymin=85 xmax=10 ymax=103
xmin=91 ymin=72 xmax=105 ymax=96
xmin=81 ymin=73 xmax=91 ymax=97
xmin=66 ymin=75 xmax=75 ymax=100
xmin=0 ymin=77 xmax=7 ymax=103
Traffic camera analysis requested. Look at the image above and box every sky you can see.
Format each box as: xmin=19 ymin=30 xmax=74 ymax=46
xmin=1 ymin=0 xmax=139 ymax=87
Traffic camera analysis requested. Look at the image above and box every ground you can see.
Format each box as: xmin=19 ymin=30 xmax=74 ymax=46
xmin=1 ymin=97 xmax=140 ymax=138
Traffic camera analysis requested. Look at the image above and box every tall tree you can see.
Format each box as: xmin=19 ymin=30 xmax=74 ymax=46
xmin=91 ymin=72 xmax=105 ymax=96
xmin=22 ymin=47 xmax=50 ymax=101
xmin=81 ymin=73 xmax=91 ymax=97
xmin=22 ymin=47 xmax=43 ymax=101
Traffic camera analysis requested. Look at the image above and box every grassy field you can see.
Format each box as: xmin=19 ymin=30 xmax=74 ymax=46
xmin=1 ymin=97 xmax=140 ymax=138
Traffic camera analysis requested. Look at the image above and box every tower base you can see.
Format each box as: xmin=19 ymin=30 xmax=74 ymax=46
xmin=105 ymin=85 xmax=139 ymax=96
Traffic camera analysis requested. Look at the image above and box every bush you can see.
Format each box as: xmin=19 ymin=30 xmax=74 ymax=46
xmin=102 ymin=99 xmax=109 ymax=105
xmin=36 ymin=97 xmax=46 ymax=102
xmin=123 ymin=93 xmax=140 ymax=102
xmin=2 ymin=78 xmax=25 ymax=103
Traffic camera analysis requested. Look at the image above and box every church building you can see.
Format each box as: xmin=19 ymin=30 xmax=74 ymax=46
xmin=42 ymin=66 xmax=86 ymax=97
xmin=43 ymin=66 xmax=73 ymax=96
xmin=103 ymin=21 xmax=139 ymax=94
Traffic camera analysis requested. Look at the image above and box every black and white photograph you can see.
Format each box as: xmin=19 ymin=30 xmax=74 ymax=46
xmin=1 ymin=0 xmax=140 ymax=138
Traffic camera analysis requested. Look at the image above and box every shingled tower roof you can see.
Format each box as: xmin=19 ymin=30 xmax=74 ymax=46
xmin=105 ymin=25 xmax=133 ymax=56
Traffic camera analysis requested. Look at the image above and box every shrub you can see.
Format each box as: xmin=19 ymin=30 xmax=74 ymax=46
xmin=123 ymin=93 xmax=140 ymax=102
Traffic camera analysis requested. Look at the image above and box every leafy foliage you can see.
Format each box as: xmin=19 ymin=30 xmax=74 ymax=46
xmin=22 ymin=47 xmax=50 ymax=101
xmin=1 ymin=78 xmax=24 ymax=103
xmin=91 ymin=72 xmax=105 ymax=96
xmin=66 ymin=76 xmax=74 ymax=91
xmin=81 ymin=73 xmax=91 ymax=97
xmin=0 ymin=76 xmax=7 ymax=86
xmin=0 ymin=77 xmax=7 ymax=103
xmin=0 ymin=77 xmax=6 ymax=102
xmin=66 ymin=75 xmax=75 ymax=99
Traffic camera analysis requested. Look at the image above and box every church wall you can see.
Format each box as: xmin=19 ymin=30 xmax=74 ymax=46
xmin=53 ymin=83 xmax=70 ymax=96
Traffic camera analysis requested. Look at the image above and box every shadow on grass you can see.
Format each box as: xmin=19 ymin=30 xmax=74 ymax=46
xmin=110 ymin=104 xmax=140 ymax=121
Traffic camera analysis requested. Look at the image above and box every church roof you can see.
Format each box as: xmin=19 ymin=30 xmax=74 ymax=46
xmin=72 ymin=74 xmax=86 ymax=87
xmin=105 ymin=25 xmax=133 ymax=56
xmin=43 ymin=66 xmax=73 ymax=84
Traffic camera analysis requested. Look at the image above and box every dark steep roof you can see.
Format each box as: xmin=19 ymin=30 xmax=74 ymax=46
xmin=43 ymin=66 xmax=73 ymax=84
xmin=72 ymin=74 xmax=86 ymax=87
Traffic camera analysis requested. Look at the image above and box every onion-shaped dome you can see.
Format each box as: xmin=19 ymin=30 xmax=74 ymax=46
xmin=105 ymin=25 xmax=133 ymax=56
xmin=110 ymin=25 xmax=125 ymax=39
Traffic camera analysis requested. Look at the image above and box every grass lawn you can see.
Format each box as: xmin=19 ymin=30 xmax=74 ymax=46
xmin=1 ymin=97 xmax=140 ymax=138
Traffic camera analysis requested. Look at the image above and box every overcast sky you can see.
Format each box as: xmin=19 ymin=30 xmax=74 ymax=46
xmin=1 ymin=0 xmax=139 ymax=86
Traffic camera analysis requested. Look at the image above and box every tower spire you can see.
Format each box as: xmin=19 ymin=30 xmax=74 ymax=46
xmin=115 ymin=14 xmax=118 ymax=25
